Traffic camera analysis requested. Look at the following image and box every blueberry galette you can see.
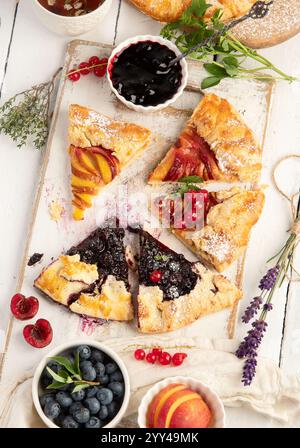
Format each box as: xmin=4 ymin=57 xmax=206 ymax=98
xmin=155 ymin=187 xmax=265 ymax=272
xmin=148 ymin=93 xmax=262 ymax=183
xmin=68 ymin=104 xmax=152 ymax=220
xmin=137 ymin=230 xmax=242 ymax=333
xmin=34 ymin=227 xmax=133 ymax=321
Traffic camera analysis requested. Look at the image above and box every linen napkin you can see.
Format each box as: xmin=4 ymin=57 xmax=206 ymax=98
xmin=1 ymin=335 xmax=300 ymax=428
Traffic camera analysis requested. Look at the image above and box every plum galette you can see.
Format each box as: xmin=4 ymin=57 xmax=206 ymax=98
xmin=68 ymin=104 xmax=152 ymax=220
xmin=137 ymin=229 xmax=242 ymax=333
xmin=155 ymin=187 xmax=265 ymax=272
xmin=148 ymin=93 xmax=262 ymax=184
xmin=34 ymin=226 xmax=133 ymax=321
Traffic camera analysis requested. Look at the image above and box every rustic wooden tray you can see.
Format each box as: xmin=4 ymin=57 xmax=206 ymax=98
xmin=0 ymin=40 xmax=273 ymax=384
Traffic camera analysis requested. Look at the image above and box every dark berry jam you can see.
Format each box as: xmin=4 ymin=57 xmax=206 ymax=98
xmin=110 ymin=41 xmax=183 ymax=107
xmin=138 ymin=230 xmax=197 ymax=300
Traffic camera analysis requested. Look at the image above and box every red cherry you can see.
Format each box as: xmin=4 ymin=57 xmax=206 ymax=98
xmin=146 ymin=352 xmax=156 ymax=364
xmin=78 ymin=62 xmax=90 ymax=75
xmin=172 ymin=352 xmax=187 ymax=366
xmin=23 ymin=319 xmax=53 ymax=348
xmin=150 ymin=270 xmax=162 ymax=283
xmin=134 ymin=349 xmax=146 ymax=360
xmin=159 ymin=352 xmax=172 ymax=366
xmin=68 ymin=71 xmax=80 ymax=82
xmin=10 ymin=294 xmax=39 ymax=320
xmin=151 ymin=348 xmax=162 ymax=357
xmin=88 ymin=55 xmax=101 ymax=66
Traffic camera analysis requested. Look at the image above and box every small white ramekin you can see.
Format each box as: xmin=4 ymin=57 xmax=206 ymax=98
xmin=32 ymin=0 xmax=113 ymax=36
xmin=32 ymin=339 xmax=130 ymax=428
xmin=138 ymin=376 xmax=225 ymax=428
xmin=107 ymin=35 xmax=188 ymax=113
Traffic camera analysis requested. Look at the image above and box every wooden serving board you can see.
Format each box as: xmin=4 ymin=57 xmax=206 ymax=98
xmin=0 ymin=40 xmax=273 ymax=384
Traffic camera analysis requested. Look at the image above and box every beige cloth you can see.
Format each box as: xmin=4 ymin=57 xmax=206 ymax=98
xmin=1 ymin=336 xmax=300 ymax=428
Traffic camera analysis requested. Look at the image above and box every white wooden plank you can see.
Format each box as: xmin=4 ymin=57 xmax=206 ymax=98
xmin=0 ymin=0 xmax=17 ymax=94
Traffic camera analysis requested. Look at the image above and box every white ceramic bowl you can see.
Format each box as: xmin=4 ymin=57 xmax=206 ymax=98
xmin=32 ymin=0 xmax=113 ymax=36
xmin=107 ymin=35 xmax=188 ymax=113
xmin=32 ymin=340 xmax=130 ymax=428
xmin=138 ymin=376 xmax=225 ymax=428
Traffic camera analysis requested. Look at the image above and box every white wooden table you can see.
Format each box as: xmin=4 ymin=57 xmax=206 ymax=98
xmin=1 ymin=0 xmax=300 ymax=428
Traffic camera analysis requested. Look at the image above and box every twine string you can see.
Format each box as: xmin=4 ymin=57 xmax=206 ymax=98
xmin=272 ymin=155 xmax=300 ymax=280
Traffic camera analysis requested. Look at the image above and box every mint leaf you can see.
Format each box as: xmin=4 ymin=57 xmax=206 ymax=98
xmin=201 ymin=76 xmax=222 ymax=89
xmin=46 ymin=367 xmax=67 ymax=384
xmin=178 ymin=175 xmax=203 ymax=183
xmin=72 ymin=382 xmax=92 ymax=394
xmin=49 ymin=356 xmax=77 ymax=376
xmin=46 ymin=381 xmax=68 ymax=390
xmin=222 ymin=56 xmax=238 ymax=67
xmin=203 ymin=63 xmax=226 ymax=77
xmin=74 ymin=351 xmax=81 ymax=377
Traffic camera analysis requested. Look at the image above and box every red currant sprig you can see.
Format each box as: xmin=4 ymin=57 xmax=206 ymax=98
xmin=67 ymin=56 xmax=108 ymax=82
xmin=133 ymin=348 xmax=188 ymax=367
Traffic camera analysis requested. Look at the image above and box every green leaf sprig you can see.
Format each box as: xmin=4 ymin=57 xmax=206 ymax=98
xmin=0 ymin=67 xmax=62 ymax=150
xmin=176 ymin=175 xmax=204 ymax=196
xmin=161 ymin=0 xmax=297 ymax=89
xmin=46 ymin=352 xmax=100 ymax=394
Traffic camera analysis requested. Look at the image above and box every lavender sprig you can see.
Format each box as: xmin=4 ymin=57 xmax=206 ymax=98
xmin=236 ymin=213 xmax=300 ymax=386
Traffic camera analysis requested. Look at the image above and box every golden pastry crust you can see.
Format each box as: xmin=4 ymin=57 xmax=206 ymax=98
xmin=34 ymin=255 xmax=133 ymax=321
xmin=149 ymin=93 xmax=262 ymax=183
xmin=129 ymin=0 xmax=256 ymax=23
xmin=138 ymin=263 xmax=242 ymax=333
xmin=68 ymin=104 xmax=152 ymax=220
xmin=69 ymin=104 xmax=152 ymax=166
xmin=174 ymin=188 xmax=265 ymax=272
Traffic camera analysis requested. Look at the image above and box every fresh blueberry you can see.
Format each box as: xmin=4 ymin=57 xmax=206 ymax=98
xmin=94 ymin=362 xmax=105 ymax=376
xmin=80 ymin=360 xmax=92 ymax=369
xmin=73 ymin=406 xmax=90 ymax=424
xmin=108 ymin=382 xmax=124 ymax=398
xmin=97 ymin=374 xmax=109 ymax=385
xmin=109 ymin=371 xmax=123 ymax=382
xmin=61 ymin=415 xmax=79 ymax=428
xmin=107 ymin=401 xmax=119 ymax=418
xmin=44 ymin=401 xmax=61 ymax=420
xmin=96 ymin=388 xmax=113 ymax=405
xmin=81 ymin=365 xmax=96 ymax=381
xmin=91 ymin=349 xmax=104 ymax=363
xmin=56 ymin=391 xmax=73 ymax=408
xmin=69 ymin=402 xmax=82 ymax=416
xmin=86 ymin=386 xmax=98 ymax=398
xmin=105 ymin=362 xmax=117 ymax=374
xmin=98 ymin=405 xmax=108 ymax=420
xmin=84 ymin=398 xmax=101 ymax=415
xmin=41 ymin=374 xmax=52 ymax=388
xmin=85 ymin=416 xmax=102 ymax=428
xmin=71 ymin=389 xmax=86 ymax=402
xmin=77 ymin=345 xmax=91 ymax=360
xmin=40 ymin=393 xmax=55 ymax=408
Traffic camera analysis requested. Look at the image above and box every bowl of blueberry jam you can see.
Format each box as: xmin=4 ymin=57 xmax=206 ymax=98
xmin=32 ymin=340 xmax=130 ymax=428
xmin=107 ymin=35 xmax=188 ymax=112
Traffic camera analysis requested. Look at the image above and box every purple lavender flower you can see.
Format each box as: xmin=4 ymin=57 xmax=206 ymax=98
xmin=236 ymin=320 xmax=268 ymax=359
xmin=241 ymin=296 xmax=263 ymax=323
xmin=242 ymin=357 xmax=257 ymax=386
xmin=259 ymin=266 xmax=280 ymax=291
xmin=263 ymin=303 xmax=273 ymax=311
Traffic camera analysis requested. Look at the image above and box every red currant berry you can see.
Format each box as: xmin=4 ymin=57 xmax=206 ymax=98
xmin=134 ymin=349 xmax=146 ymax=360
xmin=172 ymin=352 xmax=187 ymax=366
xmin=146 ymin=352 xmax=157 ymax=364
xmin=78 ymin=62 xmax=90 ymax=75
xmin=68 ymin=71 xmax=80 ymax=82
xmin=150 ymin=270 xmax=162 ymax=283
xmin=159 ymin=352 xmax=172 ymax=366
xmin=151 ymin=348 xmax=162 ymax=357
xmin=88 ymin=56 xmax=100 ymax=66
xmin=93 ymin=67 xmax=106 ymax=78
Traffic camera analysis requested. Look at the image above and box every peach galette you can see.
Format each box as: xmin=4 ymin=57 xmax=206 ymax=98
xmin=137 ymin=229 xmax=242 ymax=333
xmin=154 ymin=187 xmax=265 ymax=272
xmin=68 ymin=104 xmax=152 ymax=220
xmin=148 ymin=93 xmax=262 ymax=184
xmin=34 ymin=226 xmax=134 ymax=321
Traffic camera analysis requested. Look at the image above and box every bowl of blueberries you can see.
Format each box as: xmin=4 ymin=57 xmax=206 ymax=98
xmin=32 ymin=340 xmax=130 ymax=428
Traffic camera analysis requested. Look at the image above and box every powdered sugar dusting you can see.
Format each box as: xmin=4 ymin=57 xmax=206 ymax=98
xmin=202 ymin=232 xmax=232 ymax=263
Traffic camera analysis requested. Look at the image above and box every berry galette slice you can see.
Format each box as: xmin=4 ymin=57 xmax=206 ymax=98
xmin=148 ymin=93 xmax=262 ymax=184
xmin=155 ymin=187 xmax=265 ymax=272
xmin=136 ymin=229 xmax=242 ymax=333
xmin=34 ymin=226 xmax=133 ymax=321
xmin=68 ymin=104 xmax=152 ymax=220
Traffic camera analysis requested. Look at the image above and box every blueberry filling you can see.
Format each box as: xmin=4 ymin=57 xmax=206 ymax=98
xmin=138 ymin=230 xmax=197 ymax=300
